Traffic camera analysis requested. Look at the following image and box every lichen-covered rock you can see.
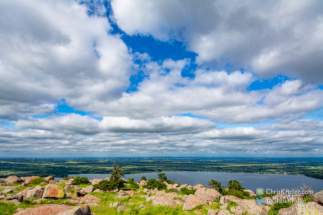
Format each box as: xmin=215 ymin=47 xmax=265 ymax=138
xmin=220 ymin=195 xmax=242 ymax=203
xmin=57 ymin=204 xmax=91 ymax=215
xmin=308 ymin=202 xmax=323 ymax=213
xmin=150 ymin=195 xmax=183 ymax=208
xmin=183 ymin=194 xmax=203 ymax=210
xmin=278 ymin=202 xmax=323 ymax=215
xmin=80 ymin=194 xmax=101 ymax=204
xmin=315 ymin=190 xmax=323 ymax=205
xmin=195 ymin=188 xmax=222 ymax=204
xmin=43 ymin=184 xmax=65 ymax=199
xmin=236 ymin=200 xmax=267 ymax=215
xmin=91 ymin=179 xmax=102 ymax=185
xmin=6 ymin=176 xmax=23 ymax=184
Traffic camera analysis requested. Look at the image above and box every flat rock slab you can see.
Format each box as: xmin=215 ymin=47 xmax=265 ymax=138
xmin=13 ymin=204 xmax=91 ymax=215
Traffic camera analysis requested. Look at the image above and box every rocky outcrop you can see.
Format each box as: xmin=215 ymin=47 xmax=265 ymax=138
xmin=13 ymin=204 xmax=91 ymax=215
xmin=91 ymin=179 xmax=103 ymax=185
xmin=195 ymin=188 xmax=222 ymax=204
xmin=236 ymin=199 xmax=267 ymax=215
xmin=24 ymin=176 xmax=39 ymax=185
xmin=26 ymin=186 xmax=44 ymax=199
xmin=193 ymin=184 xmax=205 ymax=190
xmin=80 ymin=194 xmax=101 ymax=204
xmin=45 ymin=176 xmax=54 ymax=181
xmin=139 ymin=180 xmax=147 ymax=186
xmin=278 ymin=202 xmax=323 ymax=215
xmin=315 ymin=190 xmax=323 ymax=205
xmin=263 ymin=197 xmax=274 ymax=205
xmin=43 ymin=184 xmax=65 ymax=199
xmin=218 ymin=210 xmax=231 ymax=215
xmin=244 ymin=189 xmax=256 ymax=197
xmin=5 ymin=176 xmax=23 ymax=184
xmin=16 ymin=187 xmax=33 ymax=199
xmin=115 ymin=190 xmax=128 ymax=198
xmin=207 ymin=209 xmax=218 ymax=215
xmin=84 ymin=185 xmax=94 ymax=193
xmin=64 ymin=185 xmax=71 ymax=192
xmin=183 ymin=194 xmax=203 ymax=210
xmin=65 ymin=179 xmax=74 ymax=185
xmin=49 ymin=180 xmax=58 ymax=184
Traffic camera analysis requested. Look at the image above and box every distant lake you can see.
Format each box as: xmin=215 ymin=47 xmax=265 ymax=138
xmin=64 ymin=171 xmax=323 ymax=193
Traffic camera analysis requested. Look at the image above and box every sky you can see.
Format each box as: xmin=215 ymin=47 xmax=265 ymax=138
xmin=0 ymin=0 xmax=323 ymax=157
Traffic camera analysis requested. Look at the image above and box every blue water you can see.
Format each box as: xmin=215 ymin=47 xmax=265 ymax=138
xmin=63 ymin=171 xmax=323 ymax=193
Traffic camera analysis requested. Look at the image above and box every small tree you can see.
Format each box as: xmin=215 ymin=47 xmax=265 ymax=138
xmin=228 ymin=180 xmax=244 ymax=191
xmin=127 ymin=178 xmax=135 ymax=184
xmin=157 ymin=173 xmax=167 ymax=182
xmin=208 ymin=179 xmax=222 ymax=193
xmin=141 ymin=176 xmax=147 ymax=181
xmin=110 ymin=164 xmax=124 ymax=182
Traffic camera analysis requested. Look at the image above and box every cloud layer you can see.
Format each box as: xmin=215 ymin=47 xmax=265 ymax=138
xmin=0 ymin=0 xmax=322 ymax=157
xmin=112 ymin=0 xmax=323 ymax=82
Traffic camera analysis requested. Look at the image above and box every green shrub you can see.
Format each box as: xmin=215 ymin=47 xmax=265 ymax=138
xmin=193 ymin=205 xmax=203 ymax=210
xmin=268 ymin=202 xmax=294 ymax=215
xmin=166 ymin=180 xmax=175 ymax=185
xmin=302 ymin=195 xmax=314 ymax=203
xmin=128 ymin=184 xmax=139 ymax=189
xmin=141 ymin=176 xmax=147 ymax=181
xmin=228 ymin=201 xmax=238 ymax=207
xmin=179 ymin=187 xmax=196 ymax=195
xmin=71 ymin=176 xmax=89 ymax=185
xmin=166 ymin=188 xmax=179 ymax=193
xmin=127 ymin=178 xmax=135 ymax=184
xmin=145 ymin=179 xmax=167 ymax=190
xmin=0 ymin=202 xmax=17 ymax=215
xmin=30 ymin=177 xmax=46 ymax=185
xmin=97 ymin=179 xmax=125 ymax=191
xmin=138 ymin=205 xmax=182 ymax=215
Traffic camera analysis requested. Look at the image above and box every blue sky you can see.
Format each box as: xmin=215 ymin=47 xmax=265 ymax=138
xmin=0 ymin=0 xmax=322 ymax=157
